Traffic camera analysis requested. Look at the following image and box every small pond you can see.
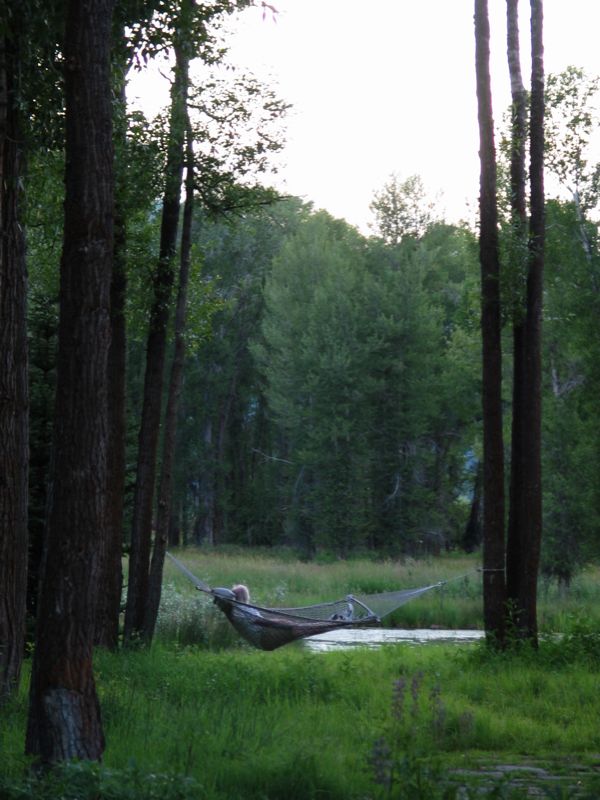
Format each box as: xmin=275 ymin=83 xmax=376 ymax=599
xmin=303 ymin=627 xmax=485 ymax=652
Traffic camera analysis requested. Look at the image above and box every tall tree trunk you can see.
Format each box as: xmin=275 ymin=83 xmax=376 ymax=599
xmin=124 ymin=31 xmax=190 ymax=643
xmin=95 ymin=75 xmax=127 ymax=651
xmin=0 ymin=15 xmax=29 ymax=701
xmin=143 ymin=117 xmax=195 ymax=642
xmin=474 ymin=0 xmax=506 ymax=644
xmin=25 ymin=0 xmax=114 ymax=763
xmin=26 ymin=295 xmax=56 ymax=628
xmin=505 ymin=0 xmax=529 ymax=626
xmin=511 ymin=0 xmax=545 ymax=642
xmin=200 ymin=417 xmax=215 ymax=544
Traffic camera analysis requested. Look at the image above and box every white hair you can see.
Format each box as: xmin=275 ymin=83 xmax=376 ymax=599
xmin=231 ymin=584 xmax=250 ymax=604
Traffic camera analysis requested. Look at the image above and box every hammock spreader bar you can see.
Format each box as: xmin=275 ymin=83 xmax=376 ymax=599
xmin=165 ymin=551 xmax=446 ymax=651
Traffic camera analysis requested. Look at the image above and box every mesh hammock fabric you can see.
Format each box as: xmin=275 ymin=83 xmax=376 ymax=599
xmin=166 ymin=552 xmax=445 ymax=651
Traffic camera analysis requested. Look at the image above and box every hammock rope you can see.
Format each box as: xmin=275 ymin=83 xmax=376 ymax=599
xmin=165 ymin=552 xmax=479 ymax=651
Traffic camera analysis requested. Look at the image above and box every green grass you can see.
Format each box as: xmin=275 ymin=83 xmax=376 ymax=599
xmin=3 ymin=636 xmax=600 ymax=798
xmin=3 ymin=551 xmax=600 ymax=798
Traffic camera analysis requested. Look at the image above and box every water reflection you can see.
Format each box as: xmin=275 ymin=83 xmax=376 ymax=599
xmin=304 ymin=627 xmax=485 ymax=652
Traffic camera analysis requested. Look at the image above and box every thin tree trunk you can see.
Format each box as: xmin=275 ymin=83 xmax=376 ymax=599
xmin=512 ymin=0 xmax=545 ymax=642
xmin=0 ymin=16 xmax=29 ymax=701
xmin=124 ymin=32 xmax=190 ymax=642
xmin=143 ymin=116 xmax=195 ymax=642
xmin=25 ymin=0 xmax=114 ymax=763
xmin=200 ymin=417 xmax=215 ymax=544
xmin=214 ymin=367 xmax=239 ymax=543
xmin=505 ymin=0 xmax=529 ymax=616
xmin=474 ymin=0 xmax=506 ymax=644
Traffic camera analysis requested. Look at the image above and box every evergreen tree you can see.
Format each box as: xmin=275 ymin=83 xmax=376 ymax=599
xmin=542 ymin=201 xmax=600 ymax=582
xmin=178 ymin=200 xmax=306 ymax=546
xmin=255 ymin=211 xmax=478 ymax=556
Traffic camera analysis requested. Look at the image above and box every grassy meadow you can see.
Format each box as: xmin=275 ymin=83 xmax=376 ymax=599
xmin=2 ymin=549 xmax=600 ymax=799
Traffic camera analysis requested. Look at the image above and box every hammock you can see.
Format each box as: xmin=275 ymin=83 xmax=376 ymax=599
xmin=165 ymin=552 xmax=446 ymax=651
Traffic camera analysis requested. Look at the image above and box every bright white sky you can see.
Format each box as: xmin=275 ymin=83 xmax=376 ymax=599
xmin=129 ymin=0 xmax=600 ymax=233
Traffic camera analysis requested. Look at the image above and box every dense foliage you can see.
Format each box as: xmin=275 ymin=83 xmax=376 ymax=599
xmin=162 ymin=185 xmax=599 ymax=572
xmin=26 ymin=146 xmax=600 ymax=570
xmin=15 ymin=1 xmax=600 ymax=600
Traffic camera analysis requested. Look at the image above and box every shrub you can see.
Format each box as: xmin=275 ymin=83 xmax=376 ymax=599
xmin=0 ymin=761 xmax=204 ymax=800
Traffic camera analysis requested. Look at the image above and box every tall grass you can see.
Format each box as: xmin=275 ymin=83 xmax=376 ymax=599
xmin=101 ymin=634 xmax=600 ymax=783
xmin=3 ymin=637 xmax=600 ymax=798
xmin=3 ymin=551 xmax=600 ymax=798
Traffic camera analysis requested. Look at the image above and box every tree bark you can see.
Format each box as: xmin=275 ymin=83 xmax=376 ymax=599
xmin=510 ymin=0 xmax=545 ymax=642
xmin=474 ymin=0 xmax=506 ymax=644
xmin=25 ymin=0 xmax=114 ymax=763
xmin=0 ymin=15 xmax=29 ymax=701
xmin=143 ymin=116 xmax=195 ymax=642
xmin=505 ymin=0 xmax=528 ymax=628
xmin=124 ymin=29 xmax=190 ymax=642
xmin=95 ymin=76 xmax=127 ymax=651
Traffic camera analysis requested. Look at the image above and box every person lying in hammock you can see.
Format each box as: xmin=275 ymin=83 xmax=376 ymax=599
xmin=165 ymin=550 xmax=449 ymax=651
xmin=213 ymin=583 xmax=262 ymax=616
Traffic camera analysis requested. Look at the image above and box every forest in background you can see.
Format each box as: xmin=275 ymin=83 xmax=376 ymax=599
xmin=27 ymin=82 xmax=600 ymax=577
xmin=25 ymin=162 xmax=600 ymax=565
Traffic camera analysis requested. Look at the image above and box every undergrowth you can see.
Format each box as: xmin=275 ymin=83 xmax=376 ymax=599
xmin=2 ymin=635 xmax=600 ymax=799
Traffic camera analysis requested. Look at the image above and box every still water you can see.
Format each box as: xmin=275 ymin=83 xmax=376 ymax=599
xmin=303 ymin=627 xmax=485 ymax=652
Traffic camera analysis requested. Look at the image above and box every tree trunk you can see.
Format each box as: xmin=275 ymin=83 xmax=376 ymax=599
xmin=25 ymin=0 xmax=114 ymax=763
xmin=124 ymin=32 xmax=190 ymax=643
xmin=505 ymin=0 xmax=528 ymax=630
xmin=0 ymin=17 xmax=29 ymax=701
xmin=214 ymin=367 xmax=239 ymax=543
xmin=474 ymin=0 xmax=506 ymax=644
xmin=200 ymin=418 xmax=215 ymax=544
xmin=143 ymin=116 xmax=195 ymax=642
xmin=510 ymin=0 xmax=545 ymax=642
xmin=26 ymin=295 xmax=56 ymax=628
xmin=95 ymin=76 xmax=127 ymax=651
